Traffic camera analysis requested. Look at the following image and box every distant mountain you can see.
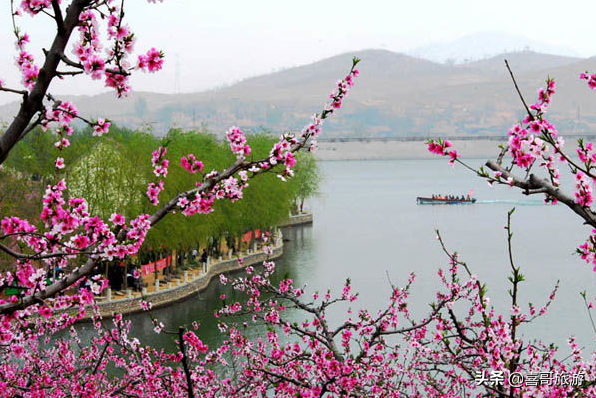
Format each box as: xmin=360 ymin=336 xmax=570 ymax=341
xmin=1 ymin=48 xmax=596 ymax=139
xmin=210 ymin=49 xmax=487 ymax=102
xmin=459 ymin=51 xmax=582 ymax=78
xmin=408 ymin=31 xmax=581 ymax=64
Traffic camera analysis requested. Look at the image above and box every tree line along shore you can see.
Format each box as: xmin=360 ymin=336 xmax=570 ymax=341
xmin=0 ymin=126 xmax=320 ymax=293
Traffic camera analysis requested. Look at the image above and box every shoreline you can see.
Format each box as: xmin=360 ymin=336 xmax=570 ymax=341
xmin=277 ymin=212 xmax=313 ymax=227
xmin=74 ymin=213 xmax=312 ymax=321
xmin=315 ymin=139 xmax=507 ymax=161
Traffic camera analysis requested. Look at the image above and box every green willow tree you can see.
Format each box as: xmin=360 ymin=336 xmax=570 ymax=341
xmin=0 ymin=125 xmax=320 ymax=266
xmin=289 ymin=152 xmax=321 ymax=213
xmin=142 ymin=130 xmax=311 ymax=257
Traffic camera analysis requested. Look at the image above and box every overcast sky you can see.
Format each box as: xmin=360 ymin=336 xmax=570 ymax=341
xmin=1 ymin=0 xmax=595 ymax=105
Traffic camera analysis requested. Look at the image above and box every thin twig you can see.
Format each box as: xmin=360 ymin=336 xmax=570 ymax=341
xmin=504 ymin=59 xmax=534 ymax=121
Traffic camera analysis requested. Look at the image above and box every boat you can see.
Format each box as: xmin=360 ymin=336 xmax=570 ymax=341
xmin=416 ymin=196 xmax=476 ymax=205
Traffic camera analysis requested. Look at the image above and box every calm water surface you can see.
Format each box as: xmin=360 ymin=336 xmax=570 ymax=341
xmin=80 ymin=159 xmax=596 ymax=355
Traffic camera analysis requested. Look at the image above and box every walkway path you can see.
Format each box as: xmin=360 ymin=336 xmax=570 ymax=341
xmin=77 ymin=233 xmax=283 ymax=320
xmin=73 ymin=213 xmax=313 ymax=320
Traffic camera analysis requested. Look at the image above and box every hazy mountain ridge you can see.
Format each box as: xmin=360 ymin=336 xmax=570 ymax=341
xmin=461 ymin=51 xmax=582 ymax=76
xmin=408 ymin=31 xmax=581 ymax=64
xmin=1 ymin=48 xmax=596 ymax=138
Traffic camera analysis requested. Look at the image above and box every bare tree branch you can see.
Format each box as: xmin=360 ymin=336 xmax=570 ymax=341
xmin=504 ymin=59 xmax=534 ymax=121
xmin=51 ymin=0 xmax=65 ymax=33
xmin=486 ymin=160 xmax=596 ymax=227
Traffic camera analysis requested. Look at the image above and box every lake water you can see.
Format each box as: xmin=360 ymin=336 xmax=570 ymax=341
xmin=81 ymin=159 xmax=596 ymax=356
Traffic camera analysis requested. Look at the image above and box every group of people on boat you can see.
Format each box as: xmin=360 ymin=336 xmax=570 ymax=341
xmin=431 ymin=194 xmax=472 ymax=201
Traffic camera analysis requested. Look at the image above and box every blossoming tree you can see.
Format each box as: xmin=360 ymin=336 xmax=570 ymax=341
xmin=427 ymin=61 xmax=596 ymax=272
xmin=0 ymin=0 xmax=359 ymax=314
xmin=423 ymin=60 xmax=596 ymax=396
xmin=1 ymin=1 xmax=595 ymax=397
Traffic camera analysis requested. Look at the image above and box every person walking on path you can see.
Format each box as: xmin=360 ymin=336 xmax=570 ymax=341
xmin=200 ymin=249 xmax=208 ymax=273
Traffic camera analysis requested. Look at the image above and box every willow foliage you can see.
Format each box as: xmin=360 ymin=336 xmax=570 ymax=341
xmin=0 ymin=125 xmax=319 ymax=253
